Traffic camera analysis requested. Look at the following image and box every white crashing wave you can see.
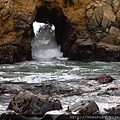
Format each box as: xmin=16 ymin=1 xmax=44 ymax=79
xmin=32 ymin=22 xmax=63 ymax=61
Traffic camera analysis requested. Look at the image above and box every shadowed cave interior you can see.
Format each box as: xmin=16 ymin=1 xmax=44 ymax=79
xmin=32 ymin=6 xmax=68 ymax=52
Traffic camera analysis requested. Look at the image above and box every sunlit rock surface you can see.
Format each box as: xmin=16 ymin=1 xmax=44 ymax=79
xmin=0 ymin=0 xmax=120 ymax=63
xmin=7 ymin=90 xmax=62 ymax=117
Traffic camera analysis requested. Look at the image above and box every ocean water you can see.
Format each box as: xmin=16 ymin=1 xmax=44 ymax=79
xmin=0 ymin=23 xmax=120 ymax=116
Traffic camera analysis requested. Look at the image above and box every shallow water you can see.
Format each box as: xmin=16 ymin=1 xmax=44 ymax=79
xmin=0 ymin=60 xmax=120 ymax=82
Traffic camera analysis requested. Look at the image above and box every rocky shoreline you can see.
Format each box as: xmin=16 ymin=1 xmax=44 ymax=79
xmin=0 ymin=75 xmax=120 ymax=119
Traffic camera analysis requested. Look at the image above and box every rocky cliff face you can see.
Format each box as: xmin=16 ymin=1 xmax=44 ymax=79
xmin=0 ymin=0 xmax=120 ymax=63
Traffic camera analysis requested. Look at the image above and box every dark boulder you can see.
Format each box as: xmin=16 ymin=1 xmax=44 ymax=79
xmin=7 ymin=90 xmax=62 ymax=117
xmin=95 ymin=74 xmax=114 ymax=84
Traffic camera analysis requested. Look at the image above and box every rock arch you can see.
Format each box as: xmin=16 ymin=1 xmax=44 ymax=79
xmin=34 ymin=6 xmax=67 ymax=46
xmin=0 ymin=0 xmax=120 ymax=63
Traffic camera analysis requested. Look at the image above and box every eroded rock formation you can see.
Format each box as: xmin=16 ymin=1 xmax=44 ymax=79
xmin=0 ymin=0 xmax=120 ymax=63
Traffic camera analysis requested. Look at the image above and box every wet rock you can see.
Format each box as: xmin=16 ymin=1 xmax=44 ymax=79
xmin=104 ymin=105 xmax=120 ymax=115
xmin=66 ymin=100 xmax=99 ymax=115
xmin=0 ymin=84 xmax=19 ymax=94
xmin=68 ymin=38 xmax=95 ymax=61
xmin=0 ymin=112 xmax=27 ymax=120
xmin=7 ymin=90 xmax=62 ymax=117
xmin=95 ymin=74 xmax=114 ymax=84
xmin=0 ymin=87 xmax=7 ymax=94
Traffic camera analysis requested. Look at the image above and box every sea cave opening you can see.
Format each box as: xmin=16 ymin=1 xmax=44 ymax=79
xmin=31 ymin=6 xmax=68 ymax=61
